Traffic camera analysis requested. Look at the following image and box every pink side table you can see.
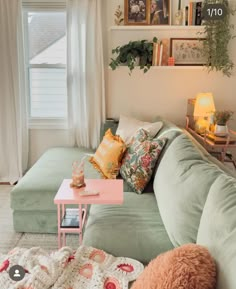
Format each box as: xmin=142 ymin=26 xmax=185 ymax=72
xmin=54 ymin=179 xmax=123 ymax=248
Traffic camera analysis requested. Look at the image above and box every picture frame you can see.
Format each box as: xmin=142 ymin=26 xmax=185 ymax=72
xmin=149 ymin=0 xmax=170 ymax=25
xmin=124 ymin=0 xmax=150 ymax=25
xmin=170 ymin=38 xmax=207 ymax=66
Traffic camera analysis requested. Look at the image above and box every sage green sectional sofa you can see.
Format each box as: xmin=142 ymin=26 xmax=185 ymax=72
xmin=11 ymin=118 xmax=236 ymax=289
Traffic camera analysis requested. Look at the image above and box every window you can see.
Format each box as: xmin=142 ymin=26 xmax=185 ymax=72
xmin=24 ymin=9 xmax=67 ymax=126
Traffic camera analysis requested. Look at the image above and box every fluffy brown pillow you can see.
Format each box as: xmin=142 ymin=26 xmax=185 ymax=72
xmin=131 ymin=244 xmax=216 ymax=289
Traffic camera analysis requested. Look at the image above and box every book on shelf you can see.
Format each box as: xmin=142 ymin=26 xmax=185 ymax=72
xmin=152 ymin=42 xmax=163 ymax=66
xmin=192 ymin=2 xmax=197 ymax=25
xmin=187 ymin=1 xmax=202 ymax=26
xmin=161 ymin=39 xmax=169 ymax=66
xmin=188 ymin=2 xmax=193 ymax=25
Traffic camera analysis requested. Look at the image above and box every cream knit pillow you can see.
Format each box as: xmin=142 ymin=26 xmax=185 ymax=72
xmin=116 ymin=115 xmax=163 ymax=145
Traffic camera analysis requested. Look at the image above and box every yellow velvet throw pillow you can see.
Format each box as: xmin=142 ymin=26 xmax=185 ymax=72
xmin=90 ymin=129 xmax=126 ymax=179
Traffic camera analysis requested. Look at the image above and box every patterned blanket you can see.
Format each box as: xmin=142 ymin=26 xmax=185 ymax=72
xmin=0 ymin=246 xmax=144 ymax=289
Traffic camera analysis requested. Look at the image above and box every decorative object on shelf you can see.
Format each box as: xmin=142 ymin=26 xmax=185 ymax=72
xmin=170 ymin=38 xmax=207 ymax=66
xmin=200 ymin=0 xmax=235 ymax=77
xmin=109 ymin=37 xmax=158 ymax=74
xmin=114 ymin=5 xmax=124 ymax=26
xmin=174 ymin=0 xmax=183 ymax=25
xmin=150 ymin=0 xmax=170 ymax=25
xmin=168 ymin=57 xmax=175 ymax=66
xmin=174 ymin=9 xmax=183 ymax=25
xmin=124 ymin=0 xmax=150 ymax=25
xmin=191 ymin=93 xmax=216 ymax=134
xmin=70 ymin=157 xmax=86 ymax=188
xmin=213 ymin=110 xmax=234 ymax=136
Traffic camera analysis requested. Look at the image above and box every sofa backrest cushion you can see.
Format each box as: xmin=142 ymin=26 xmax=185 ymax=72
xmin=116 ymin=115 xmax=163 ymax=145
xmin=100 ymin=119 xmax=119 ymax=142
xmin=153 ymin=133 xmax=222 ymax=247
xmin=153 ymin=117 xmax=183 ymax=169
xmin=197 ymin=174 xmax=236 ymax=289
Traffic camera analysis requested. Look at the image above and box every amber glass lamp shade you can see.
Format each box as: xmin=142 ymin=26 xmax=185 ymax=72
xmin=194 ymin=93 xmax=215 ymax=133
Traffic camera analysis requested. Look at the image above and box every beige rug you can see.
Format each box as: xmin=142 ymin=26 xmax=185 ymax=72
xmin=0 ymin=185 xmax=80 ymax=254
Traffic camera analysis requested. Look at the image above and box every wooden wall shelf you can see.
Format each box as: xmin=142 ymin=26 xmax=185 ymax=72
xmin=109 ymin=26 xmax=205 ymax=31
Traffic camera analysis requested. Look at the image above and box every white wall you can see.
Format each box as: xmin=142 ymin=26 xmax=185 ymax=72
xmin=29 ymin=0 xmax=236 ymax=166
xmin=29 ymin=129 xmax=73 ymax=165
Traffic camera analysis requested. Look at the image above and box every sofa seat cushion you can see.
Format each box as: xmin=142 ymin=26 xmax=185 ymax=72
xmin=82 ymin=192 xmax=174 ymax=264
xmin=197 ymin=174 xmax=236 ymax=289
xmin=13 ymin=210 xmax=58 ymax=233
xmin=11 ymin=147 xmax=141 ymax=213
xmin=154 ymin=133 xmax=222 ymax=247
xmin=11 ymin=147 xmax=100 ymax=211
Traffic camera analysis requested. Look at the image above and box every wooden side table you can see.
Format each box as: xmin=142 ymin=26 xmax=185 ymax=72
xmin=54 ymin=179 xmax=123 ymax=248
xmin=186 ymin=116 xmax=236 ymax=169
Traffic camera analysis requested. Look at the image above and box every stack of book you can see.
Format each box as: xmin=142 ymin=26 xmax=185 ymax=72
xmin=206 ymin=132 xmax=236 ymax=144
xmin=61 ymin=208 xmax=84 ymax=228
xmin=185 ymin=1 xmax=202 ymax=26
xmin=152 ymin=40 xmax=169 ymax=66
xmin=152 ymin=42 xmax=163 ymax=66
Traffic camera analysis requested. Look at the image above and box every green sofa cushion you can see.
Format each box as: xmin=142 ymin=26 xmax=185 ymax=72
xmin=82 ymin=192 xmax=174 ymax=264
xmin=153 ymin=133 xmax=222 ymax=247
xmin=197 ymin=174 xmax=236 ymax=289
xmin=152 ymin=116 xmax=183 ymax=170
xmin=11 ymin=147 xmax=139 ymax=213
xmin=11 ymin=147 xmax=100 ymax=211
xmin=13 ymin=210 xmax=58 ymax=233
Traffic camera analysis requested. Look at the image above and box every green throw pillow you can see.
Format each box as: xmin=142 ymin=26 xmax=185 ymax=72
xmin=120 ymin=129 xmax=166 ymax=194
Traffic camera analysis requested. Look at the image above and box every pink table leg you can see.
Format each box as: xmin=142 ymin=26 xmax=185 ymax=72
xmin=62 ymin=204 xmax=66 ymax=246
xmin=79 ymin=204 xmax=82 ymax=245
xmin=57 ymin=204 xmax=61 ymax=248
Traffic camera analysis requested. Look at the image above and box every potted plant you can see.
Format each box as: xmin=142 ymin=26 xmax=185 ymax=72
xmin=109 ymin=37 xmax=158 ymax=74
xmin=213 ymin=110 xmax=234 ymax=135
xmin=201 ymin=0 xmax=235 ymax=77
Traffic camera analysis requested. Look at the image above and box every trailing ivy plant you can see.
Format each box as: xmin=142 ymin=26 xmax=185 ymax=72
xmin=109 ymin=37 xmax=158 ymax=74
xmin=201 ymin=0 xmax=235 ymax=77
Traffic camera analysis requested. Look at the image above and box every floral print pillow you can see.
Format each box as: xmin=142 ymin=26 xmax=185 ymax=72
xmin=120 ymin=129 xmax=166 ymax=194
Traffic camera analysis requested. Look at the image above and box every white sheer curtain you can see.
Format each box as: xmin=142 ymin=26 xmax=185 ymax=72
xmin=67 ymin=0 xmax=105 ymax=149
xmin=0 ymin=0 xmax=28 ymax=184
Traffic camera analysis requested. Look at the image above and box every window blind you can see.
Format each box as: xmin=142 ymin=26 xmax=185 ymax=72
xmin=22 ymin=1 xmax=66 ymax=9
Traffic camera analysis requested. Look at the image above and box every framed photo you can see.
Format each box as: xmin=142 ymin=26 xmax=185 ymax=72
xmin=170 ymin=38 xmax=207 ymax=66
xmin=150 ymin=0 xmax=170 ymax=25
xmin=124 ymin=0 xmax=150 ymax=25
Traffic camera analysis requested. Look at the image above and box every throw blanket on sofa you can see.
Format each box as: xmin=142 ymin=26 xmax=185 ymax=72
xmin=0 ymin=246 xmax=144 ymax=289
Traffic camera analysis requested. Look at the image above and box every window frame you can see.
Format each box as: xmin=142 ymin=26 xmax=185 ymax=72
xmin=23 ymin=5 xmax=68 ymax=130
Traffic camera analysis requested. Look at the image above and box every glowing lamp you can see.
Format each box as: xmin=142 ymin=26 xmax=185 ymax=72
xmin=194 ymin=93 xmax=215 ymax=134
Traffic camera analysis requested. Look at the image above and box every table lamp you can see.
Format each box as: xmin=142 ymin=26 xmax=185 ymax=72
xmin=194 ymin=93 xmax=215 ymax=134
